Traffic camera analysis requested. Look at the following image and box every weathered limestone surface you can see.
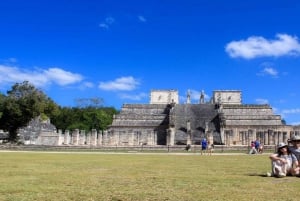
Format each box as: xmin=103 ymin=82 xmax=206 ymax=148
xmin=108 ymin=104 xmax=170 ymax=145
xmin=16 ymin=90 xmax=300 ymax=147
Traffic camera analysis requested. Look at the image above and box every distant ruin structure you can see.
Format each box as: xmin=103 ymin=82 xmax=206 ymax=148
xmin=17 ymin=89 xmax=300 ymax=147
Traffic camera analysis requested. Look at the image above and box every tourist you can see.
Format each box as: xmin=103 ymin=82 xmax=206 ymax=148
xmin=258 ymin=144 xmax=264 ymax=154
xmin=267 ymin=142 xmax=299 ymax=177
xmin=207 ymin=141 xmax=214 ymax=155
xmin=254 ymin=139 xmax=260 ymax=153
xmin=289 ymin=135 xmax=300 ymax=162
xmin=201 ymin=138 xmax=207 ymax=155
xmin=249 ymin=141 xmax=257 ymax=154
xmin=185 ymin=144 xmax=191 ymax=151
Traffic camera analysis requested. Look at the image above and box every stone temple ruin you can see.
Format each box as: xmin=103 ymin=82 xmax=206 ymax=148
xmin=17 ymin=89 xmax=300 ymax=147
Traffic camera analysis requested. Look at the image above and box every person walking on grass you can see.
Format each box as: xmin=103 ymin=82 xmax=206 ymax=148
xmin=201 ymin=138 xmax=207 ymax=155
xmin=267 ymin=142 xmax=299 ymax=177
xmin=249 ymin=141 xmax=257 ymax=154
xmin=207 ymin=141 xmax=214 ymax=156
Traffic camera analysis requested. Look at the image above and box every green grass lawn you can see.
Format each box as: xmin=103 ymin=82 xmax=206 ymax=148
xmin=0 ymin=151 xmax=299 ymax=201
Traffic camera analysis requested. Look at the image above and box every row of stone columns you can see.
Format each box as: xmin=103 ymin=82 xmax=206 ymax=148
xmin=59 ymin=129 xmax=107 ymax=146
xmin=223 ymin=128 xmax=293 ymax=146
xmin=109 ymin=130 xmax=157 ymax=146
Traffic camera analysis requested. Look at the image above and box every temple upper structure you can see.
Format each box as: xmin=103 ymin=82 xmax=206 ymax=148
xmin=107 ymin=89 xmax=296 ymax=146
xmin=17 ymin=89 xmax=300 ymax=147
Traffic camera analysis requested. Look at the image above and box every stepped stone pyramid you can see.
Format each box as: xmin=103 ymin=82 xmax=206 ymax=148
xmin=108 ymin=89 xmax=294 ymax=146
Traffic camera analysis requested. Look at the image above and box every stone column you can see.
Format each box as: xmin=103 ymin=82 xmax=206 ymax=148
xmin=274 ymin=131 xmax=278 ymax=146
xmin=252 ymin=129 xmax=257 ymax=144
xmin=146 ymin=130 xmax=152 ymax=146
xmin=153 ymin=130 xmax=157 ymax=145
xmin=148 ymin=130 xmax=155 ymax=145
xmin=267 ymin=130 xmax=272 ymax=145
xmin=283 ymin=132 xmax=288 ymax=143
xmin=187 ymin=120 xmax=191 ymax=145
xmin=86 ymin=132 xmax=91 ymax=145
xmin=90 ymin=129 xmax=97 ymax=146
xmin=64 ymin=130 xmax=70 ymax=145
xmin=103 ymin=130 xmax=108 ymax=145
xmin=278 ymin=131 xmax=282 ymax=143
xmin=79 ymin=130 xmax=85 ymax=145
xmin=242 ymin=131 xmax=246 ymax=145
xmin=128 ymin=130 xmax=134 ymax=145
xmin=57 ymin=129 xmax=63 ymax=145
xmin=166 ymin=129 xmax=170 ymax=145
xmin=72 ymin=129 xmax=79 ymax=145
xmin=264 ymin=131 xmax=268 ymax=145
xmin=97 ymin=130 xmax=103 ymax=146
xmin=169 ymin=127 xmax=175 ymax=146
xmin=186 ymin=131 xmax=191 ymax=145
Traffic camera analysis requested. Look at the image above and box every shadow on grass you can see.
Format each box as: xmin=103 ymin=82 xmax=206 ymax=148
xmin=247 ymin=173 xmax=298 ymax=183
xmin=248 ymin=173 xmax=269 ymax=177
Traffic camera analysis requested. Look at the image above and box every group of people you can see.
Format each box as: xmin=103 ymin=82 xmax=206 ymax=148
xmin=268 ymin=135 xmax=300 ymax=177
xmin=249 ymin=139 xmax=263 ymax=154
xmin=184 ymin=138 xmax=214 ymax=155
xmin=201 ymin=138 xmax=214 ymax=155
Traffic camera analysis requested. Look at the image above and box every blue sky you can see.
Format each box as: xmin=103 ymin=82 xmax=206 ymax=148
xmin=1 ymin=0 xmax=300 ymax=125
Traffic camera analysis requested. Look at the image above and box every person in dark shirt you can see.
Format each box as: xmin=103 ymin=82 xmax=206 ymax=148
xmin=201 ymin=138 xmax=207 ymax=155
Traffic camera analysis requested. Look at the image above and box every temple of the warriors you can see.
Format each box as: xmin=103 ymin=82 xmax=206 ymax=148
xmin=17 ymin=90 xmax=300 ymax=146
xmin=108 ymin=90 xmax=297 ymax=146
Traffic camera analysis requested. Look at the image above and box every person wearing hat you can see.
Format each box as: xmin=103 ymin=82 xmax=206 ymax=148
xmin=289 ymin=135 xmax=300 ymax=162
xmin=268 ymin=142 xmax=299 ymax=177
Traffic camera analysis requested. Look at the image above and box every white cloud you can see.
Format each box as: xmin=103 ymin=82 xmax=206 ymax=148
xmin=138 ymin=15 xmax=147 ymax=22
xmin=281 ymin=108 xmax=300 ymax=114
xmin=0 ymin=65 xmax=83 ymax=88
xmin=263 ymin=67 xmax=278 ymax=76
xmin=105 ymin=17 xmax=115 ymax=24
xmin=290 ymin=121 xmax=300 ymax=126
xmin=99 ymin=17 xmax=115 ymax=29
xmin=257 ymin=66 xmax=278 ymax=78
xmin=99 ymin=23 xmax=109 ymax=29
xmin=98 ymin=76 xmax=140 ymax=91
xmin=119 ymin=92 xmax=147 ymax=101
xmin=225 ymin=34 xmax=300 ymax=59
xmin=255 ymin=98 xmax=269 ymax=104
xmin=44 ymin=68 xmax=83 ymax=86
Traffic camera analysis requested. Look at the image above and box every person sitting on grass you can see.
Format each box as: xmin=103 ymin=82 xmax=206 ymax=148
xmin=288 ymin=135 xmax=300 ymax=162
xmin=268 ymin=142 xmax=299 ymax=177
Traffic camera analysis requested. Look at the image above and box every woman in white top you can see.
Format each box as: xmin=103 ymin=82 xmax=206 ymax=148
xmin=269 ymin=142 xmax=299 ymax=177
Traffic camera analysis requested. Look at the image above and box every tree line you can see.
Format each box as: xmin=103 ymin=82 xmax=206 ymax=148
xmin=0 ymin=81 xmax=118 ymax=142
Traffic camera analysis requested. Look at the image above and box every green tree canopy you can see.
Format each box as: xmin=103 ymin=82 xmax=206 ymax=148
xmin=0 ymin=81 xmax=60 ymax=141
xmin=51 ymin=106 xmax=118 ymax=132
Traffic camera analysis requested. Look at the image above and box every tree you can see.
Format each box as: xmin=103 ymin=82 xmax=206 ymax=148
xmin=0 ymin=81 xmax=59 ymax=141
xmin=0 ymin=93 xmax=6 ymax=119
xmin=51 ymin=106 xmax=118 ymax=132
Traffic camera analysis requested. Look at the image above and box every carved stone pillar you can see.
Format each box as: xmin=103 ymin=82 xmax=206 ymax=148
xmin=79 ymin=130 xmax=85 ymax=145
xmin=86 ymin=132 xmax=91 ymax=145
xmin=90 ymin=129 xmax=97 ymax=146
xmin=64 ymin=130 xmax=69 ymax=145
xmin=97 ymin=130 xmax=103 ymax=146
xmin=103 ymin=130 xmax=108 ymax=145
xmin=72 ymin=129 xmax=79 ymax=145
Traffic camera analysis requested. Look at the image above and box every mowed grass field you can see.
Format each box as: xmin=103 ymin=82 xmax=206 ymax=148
xmin=0 ymin=151 xmax=299 ymax=201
